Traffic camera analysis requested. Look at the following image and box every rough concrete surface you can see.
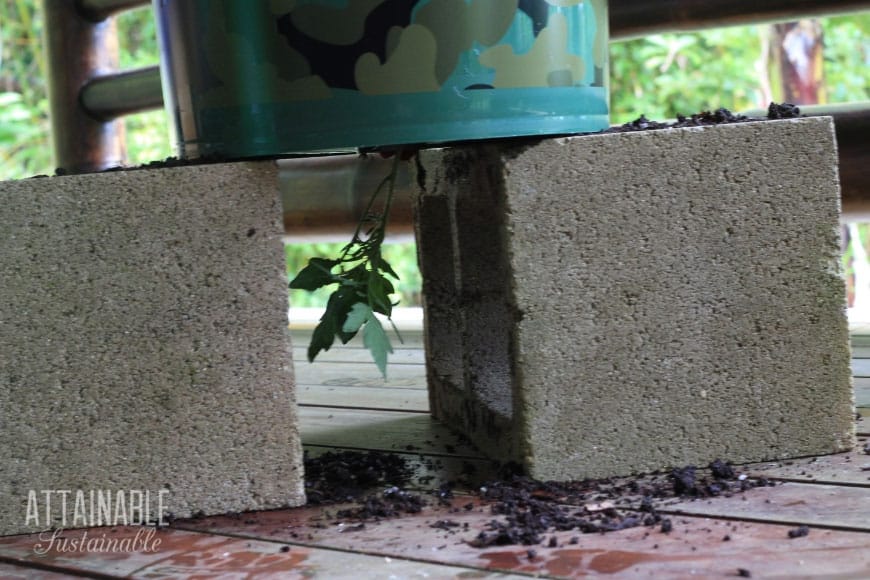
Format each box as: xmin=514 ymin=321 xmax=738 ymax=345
xmin=417 ymin=117 xmax=855 ymax=480
xmin=0 ymin=162 xmax=304 ymax=536
xmin=415 ymin=154 xmax=518 ymax=459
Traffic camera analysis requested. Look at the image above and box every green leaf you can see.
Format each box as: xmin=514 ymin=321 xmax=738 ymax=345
xmin=329 ymin=286 xmax=366 ymax=343
xmin=362 ymin=315 xmax=393 ymax=378
xmin=367 ymin=272 xmax=395 ymax=317
xmin=289 ymin=258 xmax=338 ymax=291
xmin=342 ymin=302 xmax=371 ymax=334
xmin=307 ymin=315 xmax=336 ymax=362
xmin=345 ymin=263 xmax=369 ymax=283
xmin=372 ymin=252 xmax=400 ymax=280
xmin=307 ymin=286 xmax=360 ymax=361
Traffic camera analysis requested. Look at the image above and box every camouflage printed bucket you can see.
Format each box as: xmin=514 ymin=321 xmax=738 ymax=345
xmin=154 ymin=0 xmax=608 ymax=158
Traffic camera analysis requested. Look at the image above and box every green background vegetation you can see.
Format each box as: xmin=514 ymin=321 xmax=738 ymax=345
xmin=1 ymin=3 xmax=868 ymax=308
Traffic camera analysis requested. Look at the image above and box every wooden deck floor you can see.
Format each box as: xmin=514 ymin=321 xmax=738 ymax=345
xmin=1 ymin=324 xmax=869 ymax=578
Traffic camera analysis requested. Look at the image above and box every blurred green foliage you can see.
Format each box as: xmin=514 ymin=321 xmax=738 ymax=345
xmin=609 ymin=14 xmax=870 ymax=122
xmin=610 ymin=28 xmax=764 ymax=122
xmin=0 ymin=4 xmax=170 ymax=178
xmin=0 ymin=0 xmax=49 ymax=177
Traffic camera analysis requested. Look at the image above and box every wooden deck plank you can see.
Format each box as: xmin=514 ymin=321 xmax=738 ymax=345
xmin=743 ymin=440 xmax=870 ymax=485
xmin=662 ymin=482 xmax=870 ymax=531
xmin=856 ymin=377 xmax=870 ymax=407
xmin=294 ymin=362 xmax=427 ymax=389
xmin=299 ymin=407 xmax=485 ymax=458
xmin=293 ymin=347 xmax=426 ymax=365
xmin=0 ymin=526 xmax=525 ymax=579
xmin=175 ymin=499 xmax=870 ymax=579
xmin=297 ymin=384 xmax=429 ymax=412
xmin=292 ymin=330 xmax=426 ymax=350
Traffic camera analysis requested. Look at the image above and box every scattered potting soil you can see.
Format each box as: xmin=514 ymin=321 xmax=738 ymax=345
xmin=605 ymin=102 xmax=802 ymax=135
xmin=302 ymin=449 xmax=773 ymax=549
xmin=303 ymin=450 xmax=415 ymax=505
xmin=466 ymin=462 xmax=770 ymax=548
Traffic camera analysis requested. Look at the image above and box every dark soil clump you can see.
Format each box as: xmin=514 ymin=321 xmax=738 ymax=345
xmin=788 ymin=524 xmax=810 ymax=539
xmin=606 ymin=102 xmax=801 ymax=135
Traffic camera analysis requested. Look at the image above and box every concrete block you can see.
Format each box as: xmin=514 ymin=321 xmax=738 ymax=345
xmin=0 ymin=162 xmax=304 ymax=536
xmin=416 ymin=117 xmax=855 ymax=480
xmin=415 ymin=156 xmax=517 ymax=459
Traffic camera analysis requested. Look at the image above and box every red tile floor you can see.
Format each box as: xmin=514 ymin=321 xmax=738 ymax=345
xmin=1 ymin=328 xmax=868 ymax=578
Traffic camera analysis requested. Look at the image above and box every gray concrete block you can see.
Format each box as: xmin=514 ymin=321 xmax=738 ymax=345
xmin=0 ymin=162 xmax=304 ymax=536
xmin=416 ymin=117 xmax=855 ymax=480
xmin=415 ymin=152 xmax=517 ymax=459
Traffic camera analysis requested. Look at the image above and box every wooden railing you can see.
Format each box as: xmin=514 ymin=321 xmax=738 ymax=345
xmin=42 ymin=0 xmax=870 ymax=225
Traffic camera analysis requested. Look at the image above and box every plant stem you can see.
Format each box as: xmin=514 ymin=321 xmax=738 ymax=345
xmin=339 ymin=151 xmax=403 ymax=263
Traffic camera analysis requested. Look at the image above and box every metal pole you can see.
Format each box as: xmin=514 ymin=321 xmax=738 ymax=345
xmin=79 ymin=67 xmax=163 ymax=120
xmin=42 ymin=0 xmax=126 ymax=174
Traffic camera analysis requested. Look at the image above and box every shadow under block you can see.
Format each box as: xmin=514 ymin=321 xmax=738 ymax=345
xmin=0 ymin=162 xmax=304 ymax=536
xmin=415 ymin=117 xmax=855 ymax=481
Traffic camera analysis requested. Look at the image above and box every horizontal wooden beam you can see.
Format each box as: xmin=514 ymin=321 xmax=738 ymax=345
xmin=76 ymin=0 xmax=148 ymax=22
xmin=610 ymin=0 xmax=870 ymax=40
xmin=279 ymin=156 xmax=416 ymax=243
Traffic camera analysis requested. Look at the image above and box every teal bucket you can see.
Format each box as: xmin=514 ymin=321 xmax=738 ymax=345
xmin=154 ymin=0 xmax=609 ymax=158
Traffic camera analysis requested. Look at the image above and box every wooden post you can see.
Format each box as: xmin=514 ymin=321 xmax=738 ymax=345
xmin=42 ymin=0 xmax=126 ymax=174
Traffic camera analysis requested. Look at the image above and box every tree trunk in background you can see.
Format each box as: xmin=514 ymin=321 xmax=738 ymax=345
xmin=770 ymin=20 xmax=825 ymax=105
